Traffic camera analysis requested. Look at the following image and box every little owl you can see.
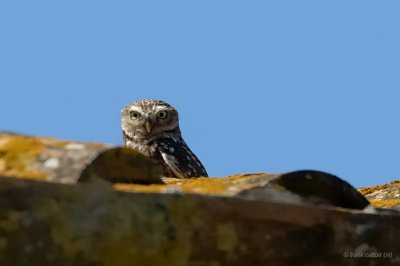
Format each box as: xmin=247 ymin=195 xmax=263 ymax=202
xmin=121 ymin=99 xmax=208 ymax=178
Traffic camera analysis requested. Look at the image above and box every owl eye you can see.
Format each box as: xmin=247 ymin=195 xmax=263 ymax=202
xmin=129 ymin=111 xmax=141 ymax=120
xmin=157 ymin=111 xmax=168 ymax=119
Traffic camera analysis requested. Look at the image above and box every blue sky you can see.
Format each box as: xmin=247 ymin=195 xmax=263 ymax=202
xmin=1 ymin=1 xmax=399 ymax=187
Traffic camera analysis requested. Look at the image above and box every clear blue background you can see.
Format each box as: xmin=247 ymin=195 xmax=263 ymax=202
xmin=1 ymin=1 xmax=399 ymax=187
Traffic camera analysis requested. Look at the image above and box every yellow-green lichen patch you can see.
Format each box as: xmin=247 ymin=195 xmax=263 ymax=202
xmin=0 ymin=136 xmax=47 ymax=180
xmin=114 ymin=174 xmax=271 ymax=195
xmin=113 ymin=183 xmax=168 ymax=193
xmin=179 ymin=175 xmax=260 ymax=194
xmin=368 ymin=199 xmax=400 ymax=208
xmin=114 ymin=177 xmax=231 ymax=194
xmin=358 ymin=180 xmax=400 ymax=196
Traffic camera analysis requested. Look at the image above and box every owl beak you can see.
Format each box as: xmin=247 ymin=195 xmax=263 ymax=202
xmin=144 ymin=121 xmax=154 ymax=134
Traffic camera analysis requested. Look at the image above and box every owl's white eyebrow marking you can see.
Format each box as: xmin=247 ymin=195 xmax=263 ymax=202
xmin=127 ymin=106 xmax=145 ymax=113
xmin=153 ymin=105 xmax=171 ymax=112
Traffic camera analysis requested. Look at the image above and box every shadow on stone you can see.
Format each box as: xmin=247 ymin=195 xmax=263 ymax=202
xmin=77 ymin=147 xmax=163 ymax=184
xmin=238 ymin=170 xmax=370 ymax=209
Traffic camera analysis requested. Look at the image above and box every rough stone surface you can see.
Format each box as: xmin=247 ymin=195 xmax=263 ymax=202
xmin=0 ymin=132 xmax=399 ymax=265
xmin=0 ymin=131 xmax=398 ymax=207
xmin=359 ymin=181 xmax=400 ymax=209
xmin=0 ymin=177 xmax=399 ymax=266
xmin=0 ymin=132 xmax=108 ymax=183
xmin=238 ymin=170 xmax=370 ymax=209
xmin=78 ymin=147 xmax=163 ymax=184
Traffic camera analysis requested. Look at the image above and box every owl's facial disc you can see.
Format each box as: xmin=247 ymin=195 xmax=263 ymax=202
xmin=143 ymin=109 xmax=171 ymax=134
xmin=122 ymin=103 xmax=179 ymax=140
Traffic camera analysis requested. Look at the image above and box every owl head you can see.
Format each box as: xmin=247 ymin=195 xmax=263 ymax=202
xmin=121 ymin=99 xmax=180 ymax=140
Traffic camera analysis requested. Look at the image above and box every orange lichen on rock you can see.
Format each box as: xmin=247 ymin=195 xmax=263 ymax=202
xmin=113 ymin=174 xmax=272 ymax=195
xmin=358 ymin=180 xmax=400 ymax=208
xmin=358 ymin=180 xmax=400 ymax=196
xmin=368 ymin=199 xmax=400 ymax=208
xmin=0 ymin=134 xmax=47 ymax=180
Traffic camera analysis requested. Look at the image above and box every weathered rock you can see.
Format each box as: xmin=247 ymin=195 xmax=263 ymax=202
xmin=359 ymin=180 xmax=400 ymax=209
xmin=238 ymin=170 xmax=370 ymax=209
xmin=0 ymin=132 xmax=108 ymax=183
xmin=2 ymin=132 xmax=366 ymax=208
xmin=0 ymin=177 xmax=399 ymax=266
xmin=0 ymin=131 xmax=397 ymax=207
xmin=78 ymin=147 xmax=163 ymax=184
xmin=1 ymin=131 xmax=400 ymax=265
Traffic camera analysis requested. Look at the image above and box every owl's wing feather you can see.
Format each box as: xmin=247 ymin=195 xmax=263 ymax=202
xmin=160 ymin=152 xmax=186 ymax=178
xmin=157 ymin=136 xmax=208 ymax=178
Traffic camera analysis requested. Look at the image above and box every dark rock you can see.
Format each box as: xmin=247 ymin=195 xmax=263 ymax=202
xmin=238 ymin=170 xmax=370 ymax=209
xmin=77 ymin=147 xmax=163 ymax=184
